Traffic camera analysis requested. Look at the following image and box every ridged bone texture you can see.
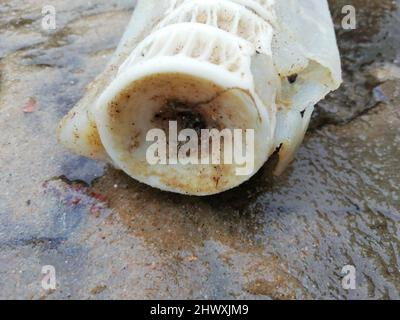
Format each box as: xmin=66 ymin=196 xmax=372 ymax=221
xmin=57 ymin=0 xmax=342 ymax=196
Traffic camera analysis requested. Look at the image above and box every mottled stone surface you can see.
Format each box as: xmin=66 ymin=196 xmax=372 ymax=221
xmin=0 ymin=0 xmax=399 ymax=299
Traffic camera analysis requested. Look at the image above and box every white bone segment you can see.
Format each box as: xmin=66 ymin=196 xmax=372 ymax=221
xmin=57 ymin=0 xmax=342 ymax=195
xmin=94 ymin=22 xmax=276 ymax=195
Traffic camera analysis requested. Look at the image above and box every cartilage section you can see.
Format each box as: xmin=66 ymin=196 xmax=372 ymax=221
xmin=119 ymin=23 xmax=256 ymax=87
xmin=157 ymin=0 xmax=273 ymax=55
xmin=167 ymin=0 xmax=276 ymax=25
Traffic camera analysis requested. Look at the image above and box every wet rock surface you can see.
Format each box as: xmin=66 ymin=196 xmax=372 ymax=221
xmin=0 ymin=0 xmax=399 ymax=299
